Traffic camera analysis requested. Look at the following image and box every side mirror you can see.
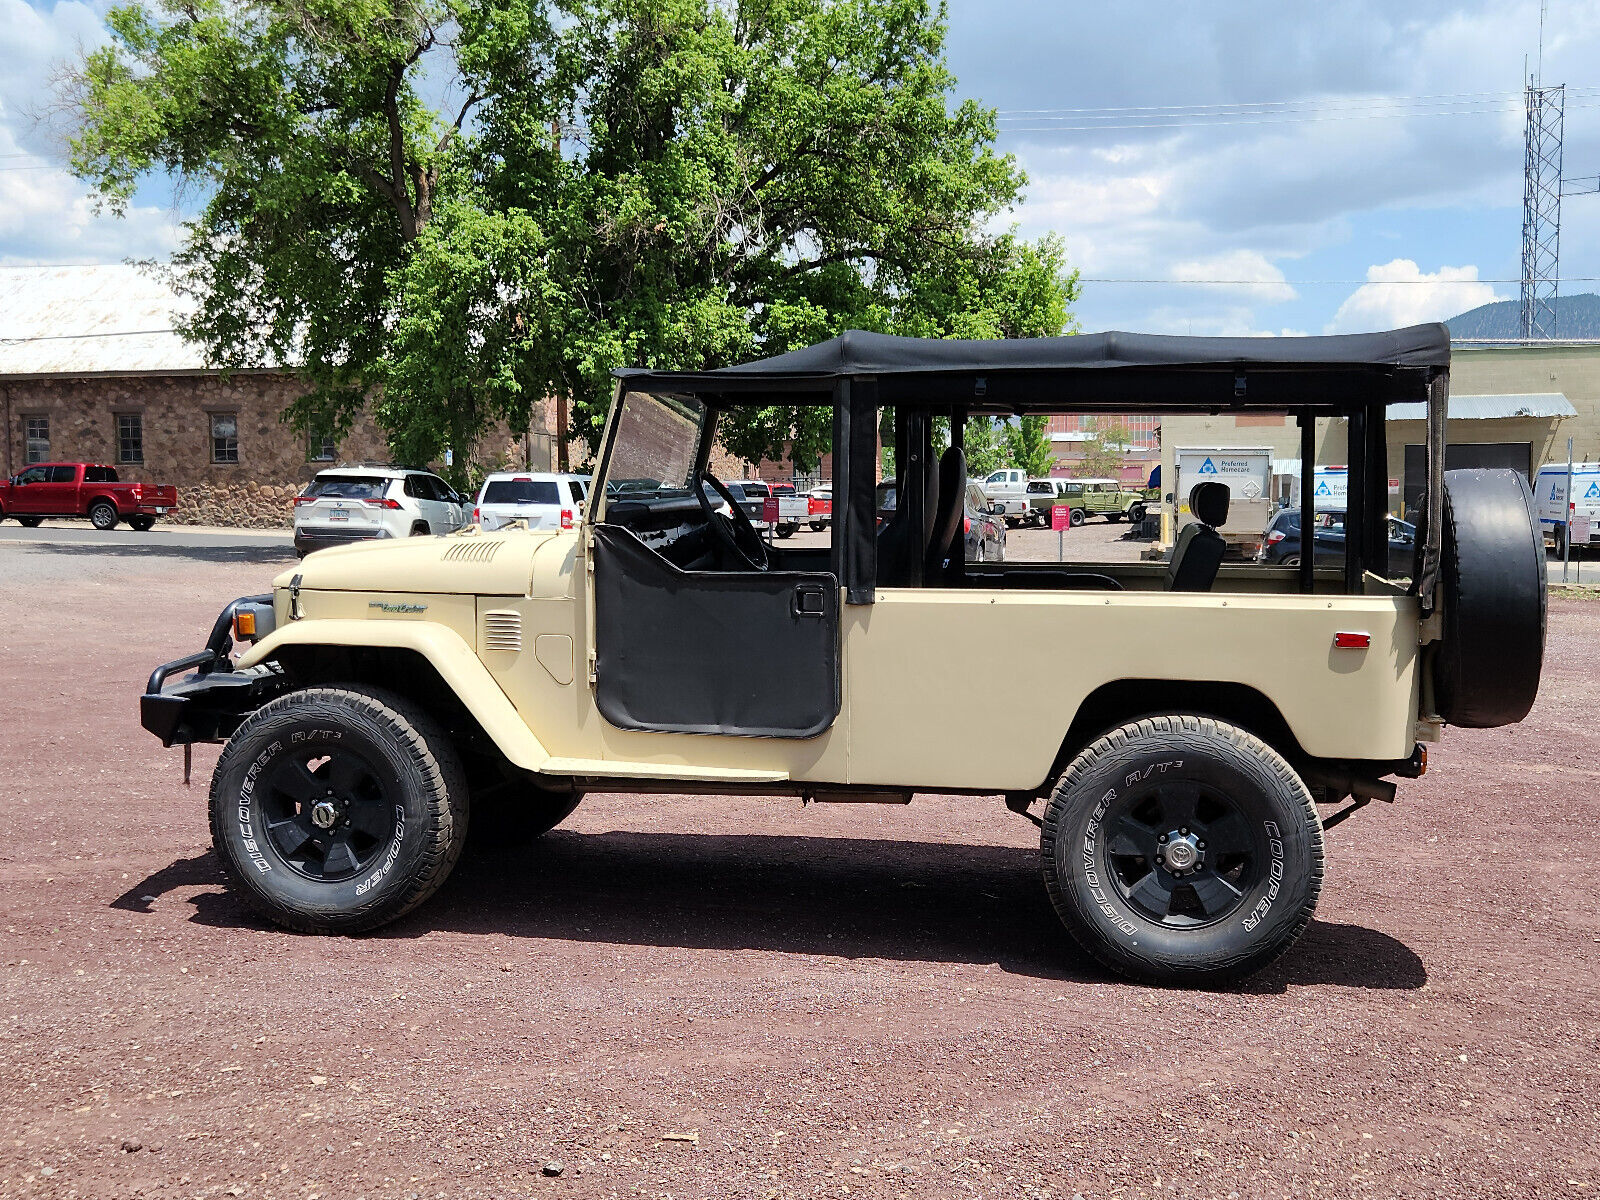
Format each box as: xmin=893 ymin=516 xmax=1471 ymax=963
xmin=988 ymin=502 xmax=1005 ymax=516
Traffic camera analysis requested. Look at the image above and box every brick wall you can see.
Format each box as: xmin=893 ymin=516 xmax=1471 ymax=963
xmin=1 ymin=371 xmax=532 ymax=528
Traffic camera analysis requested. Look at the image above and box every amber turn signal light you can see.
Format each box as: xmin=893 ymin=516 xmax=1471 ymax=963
xmin=234 ymin=610 xmax=257 ymax=639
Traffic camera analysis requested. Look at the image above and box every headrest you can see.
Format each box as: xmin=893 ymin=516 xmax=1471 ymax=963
xmin=1189 ymin=481 xmax=1230 ymax=527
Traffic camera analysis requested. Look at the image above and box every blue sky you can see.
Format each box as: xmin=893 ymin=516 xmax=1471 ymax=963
xmin=3 ymin=0 xmax=1599 ymax=336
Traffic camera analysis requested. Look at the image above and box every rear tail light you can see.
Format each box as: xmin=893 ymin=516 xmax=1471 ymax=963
xmin=292 ymin=495 xmax=315 ymax=507
xmin=963 ymin=517 xmax=972 ymax=534
xmin=473 ymin=507 xmax=481 ymax=523
xmin=363 ymin=497 xmax=403 ymax=509
xmin=131 ymin=483 xmax=143 ymax=499
xmin=1266 ymin=530 xmax=1286 ymax=545
xmin=560 ymin=509 xmax=574 ymax=530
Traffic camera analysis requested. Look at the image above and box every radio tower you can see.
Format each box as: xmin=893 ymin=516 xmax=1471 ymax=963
xmin=1521 ymin=80 xmax=1565 ymax=340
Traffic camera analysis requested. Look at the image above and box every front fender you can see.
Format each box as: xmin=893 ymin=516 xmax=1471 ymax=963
xmin=236 ymin=619 xmax=550 ymax=772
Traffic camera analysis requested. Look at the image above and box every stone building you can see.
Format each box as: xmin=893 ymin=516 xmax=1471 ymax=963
xmin=1 ymin=265 xmax=535 ymax=527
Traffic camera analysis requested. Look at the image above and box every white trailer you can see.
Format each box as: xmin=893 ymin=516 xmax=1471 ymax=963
xmin=1174 ymin=446 xmax=1274 ymax=554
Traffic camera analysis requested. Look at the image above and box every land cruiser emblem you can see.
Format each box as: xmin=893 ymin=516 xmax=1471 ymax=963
xmin=369 ymin=602 xmax=428 ymax=614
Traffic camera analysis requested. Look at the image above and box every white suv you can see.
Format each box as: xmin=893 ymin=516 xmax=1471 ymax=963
xmin=292 ymin=466 xmax=468 ymax=557
xmin=473 ymin=472 xmax=590 ymax=532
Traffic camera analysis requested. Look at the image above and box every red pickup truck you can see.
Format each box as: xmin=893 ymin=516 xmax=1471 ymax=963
xmin=0 ymin=463 xmax=178 ymax=531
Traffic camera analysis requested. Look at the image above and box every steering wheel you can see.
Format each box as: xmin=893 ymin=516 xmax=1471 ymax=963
xmin=696 ymin=471 xmax=769 ymax=571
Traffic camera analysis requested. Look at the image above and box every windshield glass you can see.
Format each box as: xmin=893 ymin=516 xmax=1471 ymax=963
xmin=601 ymin=391 xmax=710 ymax=502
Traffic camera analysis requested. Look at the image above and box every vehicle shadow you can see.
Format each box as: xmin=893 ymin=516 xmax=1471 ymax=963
xmin=122 ymin=832 xmax=1427 ymax=992
xmin=6 ymin=540 xmax=296 ymax=565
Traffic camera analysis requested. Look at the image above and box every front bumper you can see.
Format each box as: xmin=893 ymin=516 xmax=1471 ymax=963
xmin=140 ymin=594 xmax=289 ymax=746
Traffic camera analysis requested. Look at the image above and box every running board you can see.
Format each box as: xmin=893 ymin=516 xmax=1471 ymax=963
xmin=537 ymin=757 xmax=790 ymax=784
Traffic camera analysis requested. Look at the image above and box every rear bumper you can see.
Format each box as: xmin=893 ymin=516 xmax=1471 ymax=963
xmin=140 ymin=595 xmax=288 ymax=746
xmin=293 ymin=525 xmax=392 ymax=554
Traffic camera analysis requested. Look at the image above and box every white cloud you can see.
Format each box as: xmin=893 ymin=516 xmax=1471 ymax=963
xmin=0 ymin=3 xmax=186 ymax=264
xmin=1325 ymin=259 xmax=1505 ymax=332
xmin=1172 ymin=250 xmax=1298 ymax=303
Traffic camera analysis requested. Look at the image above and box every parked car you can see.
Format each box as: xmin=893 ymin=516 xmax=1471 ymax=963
xmin=1073 ymin=477 xmax=1149 ymax=523
xmin=963 ymin=481 xmax=1007 ymax=562
xmin=0 ymin=462 xmax=177 ymax=531
xmin=1024 ymin=478 xmax=1086 ymax=528
xmin=806 ymin=485 xmax=833 ymax=531
xmin=293 ymin=466 xmax=467 ymax=557
xmin=770 ymin=482 xmax=809 ymax=537
xmin=474 ymin=472 xmax=589 ymax=533
xmin=1256 ymin=508 xmax=1418 ymax=577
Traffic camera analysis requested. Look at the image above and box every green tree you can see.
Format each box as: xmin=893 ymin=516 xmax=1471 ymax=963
xmin=1077 ymin=417 xmax=1133 ymax=479
xmin=1003 ymin=414 xmax=1055 ymax=478
xmin=65 ymin=0 xmax=1078 ymax=477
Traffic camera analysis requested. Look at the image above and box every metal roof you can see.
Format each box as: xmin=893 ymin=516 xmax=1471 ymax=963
xmin=1388 ymin=392 xmax=1577 ymax=421
xmin=0 ymin=264 xmax=205 ymax=377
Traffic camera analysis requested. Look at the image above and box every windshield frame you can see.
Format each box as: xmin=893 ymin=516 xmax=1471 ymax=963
xmin=590 ymin=385 xmax=715 ymax=524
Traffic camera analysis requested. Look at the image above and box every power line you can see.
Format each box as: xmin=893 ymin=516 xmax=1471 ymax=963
xmin=1079 ymin=276 xmax=1600 ymax=286
xmin=994 ymin=87 xmax=1600 ymax=117
xmin=0 ymin=328 xmax=177 ymax=344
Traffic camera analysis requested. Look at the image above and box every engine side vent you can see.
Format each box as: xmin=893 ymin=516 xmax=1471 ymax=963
xmin=482 ymin=609 xmax=523 ymax=653
xmin=443 ymin=539 xmax=503 ymax=564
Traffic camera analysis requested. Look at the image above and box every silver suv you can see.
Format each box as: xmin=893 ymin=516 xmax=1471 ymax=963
xmin=292 ymin=466 xmax=468 ymax=557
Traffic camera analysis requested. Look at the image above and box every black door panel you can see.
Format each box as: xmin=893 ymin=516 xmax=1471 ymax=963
xmin=591 ymin=525 xmax=841 ymax=738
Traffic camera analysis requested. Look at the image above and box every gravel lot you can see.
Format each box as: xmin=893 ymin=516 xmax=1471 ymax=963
xmin=2 ymin=537 xmax=1598 ymax=1199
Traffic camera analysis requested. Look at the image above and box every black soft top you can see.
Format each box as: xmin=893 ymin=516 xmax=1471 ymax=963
xmin=615 ymin=324 xmax=1451 ymax=413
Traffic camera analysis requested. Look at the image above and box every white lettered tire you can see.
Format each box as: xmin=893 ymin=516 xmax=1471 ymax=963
xmin=1040 ymin=715 xmax=1323 ymax=985
xmin=208 ymin=685 xmax=468 ymax=933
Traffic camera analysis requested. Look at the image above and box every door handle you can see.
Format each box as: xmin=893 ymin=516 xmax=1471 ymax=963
xmin=792 ymin=584 xmax=827 ymax=617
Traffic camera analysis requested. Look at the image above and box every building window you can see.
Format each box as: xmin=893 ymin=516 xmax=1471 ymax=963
xmin=23 ymin=416 xmax=49 ymax=464
xmin=116 ymin=413 xmax=144 ymax=464
xmin=308 ymin=413 xmax=337 ymax=462
xmin=209 ymin=413 xmax=239 ymax=464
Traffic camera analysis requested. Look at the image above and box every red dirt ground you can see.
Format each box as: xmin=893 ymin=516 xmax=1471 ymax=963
xmin=1 ymin=541 xmax=1597 ymax=1199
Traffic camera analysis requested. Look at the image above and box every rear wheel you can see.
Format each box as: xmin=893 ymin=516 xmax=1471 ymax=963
xmin=1554 ymin=523 xmax=1567 ymax=557
xmin=410 ymin=521 xmax=431 ymax=537
xmin=208 ymin=685 xmax=469 ymax=934
xmin=1069 ymin=507 xmax=1085 ymax=528
xmin=127 ymin=515 xmax=156 ymax=532
xmin=809 ymin=521 xmax=827 ymax=532
xmin=1040 ymin=714 xmax=1323 ymax=985
xmin=17 ymin=516 xmax=41 ymax=528
xmin=1128 ymin=504 xmax=1146 ymax=523
xmin=89 ymin=501 xmax=118 ymax=531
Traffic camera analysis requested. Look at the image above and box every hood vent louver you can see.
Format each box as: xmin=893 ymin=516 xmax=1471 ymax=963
xmin=483 ymin=609 xmax=523 ymax=653
xmin=443 ymin=539 xmax=504 ymax=564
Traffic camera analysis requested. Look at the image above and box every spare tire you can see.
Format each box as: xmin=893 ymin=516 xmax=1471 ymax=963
xmin=1432 ymin=468 xmax=1546 ymax=728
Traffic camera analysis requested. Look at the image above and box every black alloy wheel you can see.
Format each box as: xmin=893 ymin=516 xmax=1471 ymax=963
xmin=1096 ymin=778 xmax=1259 ymax=926
xmin=257 ymin=745 xmax=398 ymax=882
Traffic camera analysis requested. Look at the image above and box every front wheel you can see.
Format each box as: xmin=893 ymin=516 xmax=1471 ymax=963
xmin=1128 ymin=504 xmax=1146 ymax=524
xmin=208 ymin=685 xmax=469 ymax=934
xmin=89 ymin=502 xmax=118 ymax=531
xmin=1040 ymin=714 xmax=1323 ymax=985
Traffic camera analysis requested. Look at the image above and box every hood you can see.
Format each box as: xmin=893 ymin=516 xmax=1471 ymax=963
xmin=274 ymin=529 xmax=566 ymax=596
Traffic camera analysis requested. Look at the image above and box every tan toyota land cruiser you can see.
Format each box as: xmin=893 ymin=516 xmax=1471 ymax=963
xmin=141 ymin=326 xmax=1546 ymax=984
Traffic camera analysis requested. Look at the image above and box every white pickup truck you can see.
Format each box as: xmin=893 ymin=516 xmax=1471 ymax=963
xmin=980 ymin=468 xmax=1030 ymax=525
xmin=770 ymin=483 xmax=810 ymax=538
